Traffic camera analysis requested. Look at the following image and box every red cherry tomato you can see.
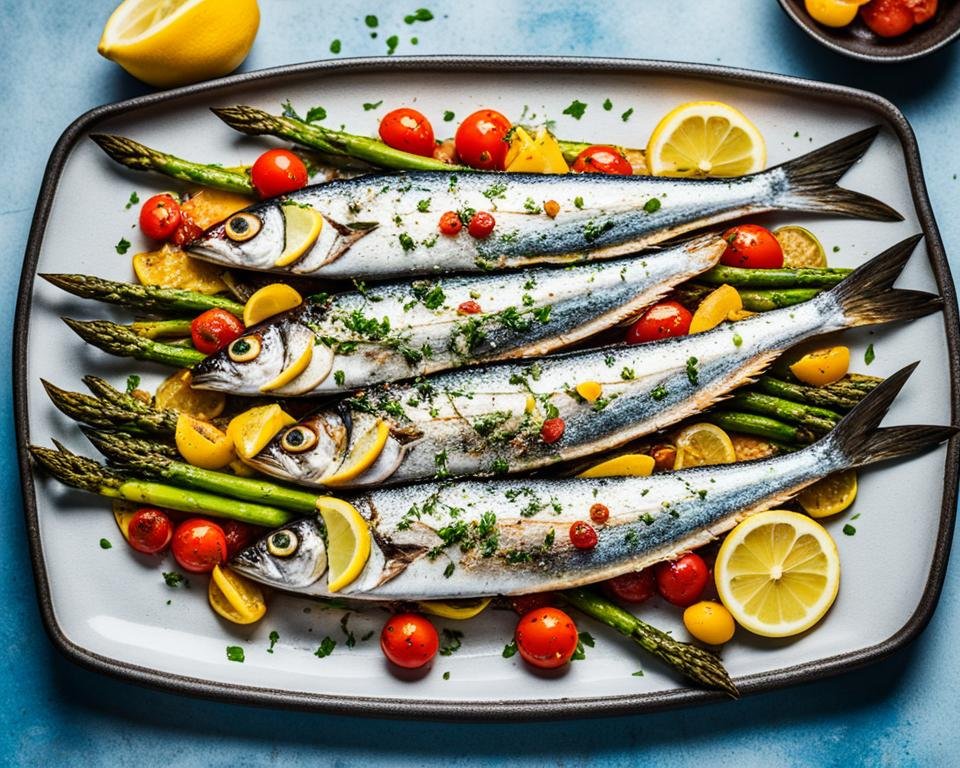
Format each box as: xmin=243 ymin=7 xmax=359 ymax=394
xmin=170 ymin=214 xmax=203 ymax=247
xmin=438 ymin=210 xmax=463 ymax=236
xmin=378 ymin=108 xmax=436 ymax=157
xmin=655 ymin=553 xmax=710 ymax=607
xmin=457 ymin=300 xmax=482 ymax=315
xmin=190 ymin=308 xmax=245 ymax=354
xmin=720 ymin=224 xmax=784 ymax=269
xmin=467 ymin=211 xmax=496 ymax=239
xmin=380 ymin=612 xmax=439 ymax=669
xmin=860 ymin=0 xmax=929 ymax=36
xmin=250 ymin=149 xmax=309 ymax=198
xmin=139 ymin=194 xmax=182 ymax=241
xmin=908 ymin=0 xmax=938 ymax=23
xmin=515 ymin=607 xmax=579 ymax=669
xmin=455 ymin=109 xmax=512 ymax=170
xmin=540 ymin=417 xmax=565 ymax=445
xmin=510 ymin=592 xmax=558 ymax=615
xmin=650 ymin=443 xmax=678 ymax=472
xmin=569 ymin=521 xmax=598 ymax=549
xmin=171 ymin=518 xmax=228 ymax=573
xmin=604 ymin=569 xmax=657 ymax=603
xmin=625 ymin=300 xmax=693 ymax=344
xmin=221 ymin=520 xmax=261 ymax=559
xmin=571 ymin=145 xmax=633 ymax=175
xmin=589 ymin=503 xmax=609 ymax=524
xmin=126 ymin=507 xmax=173 ymax=554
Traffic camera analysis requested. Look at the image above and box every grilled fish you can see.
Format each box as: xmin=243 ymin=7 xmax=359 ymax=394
xmin=244 ymin=236 xmax=938 ymax=489
xmin=189 ymin=235 xmax=726 ymax=395
xmin=230 ymin=366 xmax=953 ymax=600
xmin=187 ymin=128 xmax=900 ymax=281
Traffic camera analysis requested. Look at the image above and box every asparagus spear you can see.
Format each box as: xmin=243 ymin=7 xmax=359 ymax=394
xmin=130 ymin=319 xmax=194 ymax=339
xmin=90 ymin=134 xmax=256 ymax=195
xmin=42 ymin=274 xmax=245 ymax=317
xmin=42 ymin=380 xmax=178 ymax=436
xmin=30 ymin=445 xmax=295 ymax=527
xmin=84 ymin=429 xmax=180 ymax=459
xmin=561 ymin=588 xmax=738 ymax=697
xmin=63 ymin=318 xmax=206 ymax=369
xmin=699 ymin=265 xmax=852 ymax=288
xmin=706 ymin=410 xmax=818 ymax=446
xmin=674 ymin=284 xmax=824 ymax=312
xmin=727 ymin=392 xmax=841 ymax=435
xmin=755 ymin=374 xmax=882 ymax=412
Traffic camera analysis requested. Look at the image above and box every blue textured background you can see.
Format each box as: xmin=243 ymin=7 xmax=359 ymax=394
xmin=2 ymin=1 xmax=957 ymax=765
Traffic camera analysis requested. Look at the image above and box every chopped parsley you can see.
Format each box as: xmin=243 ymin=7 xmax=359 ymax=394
xmin=404 ymin=8 xmax=434 ymax=22
xmin=412 ymin=281 xmax=446 ymax=309
xmin=643 ymin=197 xmax=662 ymax=213
xmin=523 ymin=197 xmax=542 ymax=214
xmin=443 ymin=562 xmax=455 ymax=578
xmin=125 ymin=374 xmax=140 ymax=393
xmin=650 ymin=384 xmax=669 ymax=401
xmin=333 ymin=370 xmax=345 ymax=386
xmin=732 ymin=332 xmax=743 ymax=348
xmin=443 ymin=671 xmax=450 ymax=680
xmin=417 ymin=197 xmax=431 ymax=212
xmin=573 ymin=195 xmax=584 ymax=209
xmin=833 ymin=245 xmax=841 ymax=253
xmin=99 ymin=538 xmax=112 ymax=549
xmin=305 ymin=106 xmax=327 ymax=122
xmin=163 ymin=571 xmax=187 ymax=587
xmin=583 ymin=219 xmax=614 ymax=243
xmin=125 ymin=191 xmax=139 ymax=209
xmin=483 ymin=182 xmax=508 ymax=200
xmin=621 ymin=366 xmax=636 ymax=381
xmin=362 ymin=100 xmax=383 ymax=111
xmin=562 ymin=99 xmax=587 ymax=120
xmin=226 ymin=646 xmax=245 ymax=663
xmin=843 ymin=524 xmax=857 ymax=536
xmin=340 ymin=613 xmax=356 ymax=648
xmin=365 ymin=14 xmax=378 ymax=27
xmin=571 ymin=632 xmax=595 ymax=661
xmin=621 ymin=107 xmax=634 ymax=122
xmin=686 ymin=356 xmax=699 ymax=385
xmin=115 ymin=238 xmax=131 ymax=255
xmin=632 ymin=669 xmax=645 ymax=677
xmin=438 ymin=628 xmax=463 ymax=656
xmin=502 ymin=641 xmax=518 ymax=658
xmin=386 ymin=35 xmax=399 ymax=54
xmin=864 ymin=344 xmax=875 ymax=365
xmin=443 ymin=110 xmax=455 ymax=122
xmin=314 ymin=636 xmax=337 ymax=658
xmin=602 ymin=98 xmax=613 ymax=111
xmin=329 ymin=39 xmax=341 ymax=54
xmin=434 ymin=450 xmax=450 ymax=479
xmin=491 ymin=458 xmax=509 ymax=474
xmin=398 ymin=232 xmax=416 ymax=251
xmin=267 ymin=630 xmax=280 ymax=653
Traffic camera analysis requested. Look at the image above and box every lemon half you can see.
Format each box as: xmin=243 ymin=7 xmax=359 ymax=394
xmin=243 ymin=283 xmax=304 ymax=327
xmin=227 ymin=404 xmax=296 ymax=460
xmin=673 ymin=423 xmax=737 ymax=469
xmin=317 ymin=497 xmax=371 ymax=593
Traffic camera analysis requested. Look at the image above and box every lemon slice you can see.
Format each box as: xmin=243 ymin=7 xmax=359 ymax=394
xmin=775 ymin=226 xmax=827 ymax=268
xmin=797 ymin=470 xmax=858 ymax=518
xmin=419 ymin=598 xmax=493 ymax=620
xmin=227 ymin=404 xmax=296 ymax=460
xmin=155 ymin=368 xmax=225 ymax=420
xmin=175 ymin=413 xmax=235 ymax=469
xmin=324 ymin=419 xmax=391 ymax=486
xmin=715 ymin=509 xmax=840 ymax=638
xmin=133 ymin=244 xmax=226 ymax=293
xmin=689 ymin=284 xmax=742 ymax=334
xmin=209 ymin=564 xmax=267 ymax=624
xmin=112 ymin=500 xmax=138 ymax=543
xmin=316 ymin=497 xmax=371 ymax=592
xmin=504 ymin=127 xmax=570 ymax=174
xmin=243 ymin=283 xmax=304 ymax=327
xmin=673 ymin=423 xmax=737 ymax=469
xmin=579 ymin=454 xmax=655 ymax=478
xmin=259 ymin=343 xmax=313 ymax=393
xmin=98 ymin=0 xmax=260 ymax=88
xmin=275 ymin=205 xmax=323 ymax=267
xmin=646 ymin=101 xmax=766 ymax=177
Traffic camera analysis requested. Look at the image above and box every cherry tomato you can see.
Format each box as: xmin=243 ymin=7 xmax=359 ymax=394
xmin=139 ymin=194 xmax=182 ymax=241
xmin=250 ymin=149 xmax=308 ymax=198
xmin=515 ymin=607 xmax=579 ymax=669
xmin=650 ymin=444 xmax=678 ymax=472
xmin=571 ymin=145 xmax=633 ymax=175
xmin=720 ymin=224 xmax=784 ymax=269
xmin=625 ymin=300 xmax=693 ymax=344
xmin=455 ymin=109 xmax=512 ymax=170
xmin=467 ymin=211 xmax=496 ymax=239
xmin=221 ymin=520 xmax=261 ymax=559
xmin=126 ymin=507 xmax=173 ymax=554
xmin=380 ymin=612 xmax=439 ymax=669
xmin=908 ymin=0 xmax=938 ymax=23
xmin=171 ymin=518 xmax=228 ymax=573
xmin=655 ymin=553 xmax=710 ymax=607
xmin=683 ymin=601 xmax=736 ymax=645
xmin=589 ymin=503 xmax=609 ymax=524
xmin=510 ymin=592 xmax=558 ymax=615
xmin=378 ymin=108 xmax=436 ymax=157
xmin=457 ymin=300 xmax=482 ymax=315
xmin=540 ymin=417 xmax=565 ymax=445
xmin=170 ymin=214 xmax=203 ymax=247
xmin=604 ymin=569 xmax=656 ymax=603
xmin=860 ymin=0 xmax=927 ymax=35
xmin=190 ymin=308 xmax=245 ymax=354
xmin=569 ymin=521 xmax=598 ymax=549
xmin=438 ymin=210 xmax=463 ymax=236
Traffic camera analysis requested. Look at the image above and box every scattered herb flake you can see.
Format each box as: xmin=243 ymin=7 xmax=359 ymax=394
xmin=280 ymin=99 xmax=302 ymax=120
xmin=417 ymin=197 xmax=432 ymax=212
xmin=386 ymin=35 xmax=399 ymax=54
xmin=314 ymin=636 xmax=337 ymax=658
xmin=99 ymin=538 xmax=112 ymax=549
xmin=443 ymin=110 xmax=455 ymax=122
xmin=562 ymin=100 xmax=587 ymax=120
xmin=833 ymin=245 xmax=840 ymax=253
xmin=442 ymin=671 xmax=450 ymax=680
xmin=732 ymin=332 xmax=743 ymax=348
xmin=621 ymin=107 xmax=634 ymax=122
xmin=404 ymin=8 xmax=434 ymax=23
xmin=163 ymin=571 xmax=187 ymax=587
xmin=843 ymin=524 xmax=856 ymax=536
xmin=226 ymin=645 xmax=245 ymax=662
xmin=573 ymin=196 xmax=584 ymax=209
xmin=362 ymin=100 xmax=383 ymax=111
xmin=502 ymin=641 xmax=518 ymax=658
xmin=685 ymin=356 xmax=699 ymax=385
xmin=621 ymin=366 xmax=635 ymax=381
xmin=399 ymin=232 xmax=417 ymax=251
xmin=125 ymin=191 xmax=139 ymax=209
xmin=632 ymin=669 xmax=645 ymax=677
xmin=650 ymin=384 xmax=669 ymax=401
xmin=115 ymin=238 xmax=131 ymax=255
xmin=643 ymin=197 xmax=661 ymax=213
xmin=365 ymin=14 xmax=378 ymax=27
xmin=602 ymin=98 xmax=613 ymax=111
xmin=267 ymin=630 xmax=280 ymax=653
xmin=438 ymin=628 xmax=464 ymax=656
xmin=864 ymin=344 xmax=875 ymax=365
xmin=329 ymin=39 xmax=341 ymax=54
xmin=125 ymin=374 xmax=140 ymax=393
xmin=334 ymin=370 xmax=346 ymax=386
xmin=305 ymin=105 xmax=327 ymax=123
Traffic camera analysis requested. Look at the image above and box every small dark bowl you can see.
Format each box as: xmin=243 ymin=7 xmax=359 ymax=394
xmin=778 ymin=0 xmax=960 ymax=62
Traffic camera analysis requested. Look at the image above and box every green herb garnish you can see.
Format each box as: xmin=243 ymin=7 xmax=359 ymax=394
xmin=314 ymin=636 xmax=337 ymax=658
xmin=115 ymin=238 xmax=131 ymax=255
xmin=562 ymin=100 xmax=587 ymax=120
xmin=226 ymin=646 xmax=245 ymax=662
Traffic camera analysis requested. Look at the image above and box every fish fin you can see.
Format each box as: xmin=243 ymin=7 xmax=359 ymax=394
xmin=369 ymin=531 xmax=429 ymax=587
xmin=313 ymin=217 xmax=379 ymax=268
xmin=826 ymin=363 xmax=956 ymax=467
xmin=774 ymin=127 xmax=903 ymax=221
xmin=828 ymin=235 xmax=942 ymax=327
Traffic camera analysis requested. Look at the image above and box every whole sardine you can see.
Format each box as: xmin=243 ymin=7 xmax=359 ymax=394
xmin=230 ymin=366 xmax=953 ymax=600
xmin=189 ymin=235 xmax=725 ymax=395
xmin=187 ymin=128 xmax=900 ymax=280
xmin=244 ymin=236 xmax=938 ymax=489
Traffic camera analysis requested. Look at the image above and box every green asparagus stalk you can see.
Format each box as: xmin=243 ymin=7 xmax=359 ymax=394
xmin=89 ymin=134 xmax=256 ymax=195
xmin=84 ymin=429 xmax=320 ymax=514
xmin=675 ymin=284 xmax=823 ymax=312
xmin=699 ymin=265 xmax=852 ymax=288
xmin=706 ymin=410 xmax=818 ymax=445
xmin=130 ymin=319 xmax=194 ymax=339
xmin=63 ymin=318 xmax=206 ymax=369
xmin=561 ymin=588 xmax=738 ymax=697
xmin=42 ymin=380 xmax=178 ymax=436
xmin=82 ymin=428 xmax=180 ymax=459
xmin=727 ymin=392 xmax=841 ymax=435
xmin=755 ymin=374 xmax=882 ymax=412
xmin=42 ymin=274 xmax=245 ymax=317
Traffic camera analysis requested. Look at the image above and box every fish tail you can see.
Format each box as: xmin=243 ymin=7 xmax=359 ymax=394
xmin=774 ymin=127 xmax=903 ymax=221
xmin=828 ymin=235 xmax=942 ymax=328
xmin=828 ymin=363 xmax=956 ymax=468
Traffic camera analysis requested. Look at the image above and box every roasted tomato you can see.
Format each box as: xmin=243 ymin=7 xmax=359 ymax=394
xmin=515 ymin=607 xmax=579 ymax=669
xmin=720 ymin=224 xmax=784 ymax=269
xmin=655 ymin=553 xmax=710 ymax=607
xmin=455 ymin=109 xmax=512 ymax=170
xmin=221 ymin=520 xmax=261 ymax=559
xmin=250 ymin=149 xmax=308 ymax=198
xmin=467 ymin=211 xmax=496 ymax=238
xmin=126 ymin=507 xmax=173 ymax=554
xmin=604 ymin=568 xmax=656 ymax=603
xmin=190 ymin=308 xmax=245 ymax=354
xmin=571 ymin=145 xmax=633 ymax=175
xmin=139 ymin=194 xmax=182 ymax=241
xmin=861 ymin=0 xmax=936 ymax=36
xmin=625 ymin=300 xmax=693 ymax=344
xmin=378 ymin=108 xmax=436 ymax=157
xmin=380 ymin=613 xmax=439 ymax=669
xmin=171 ymin=518 xmax=228 ymax=573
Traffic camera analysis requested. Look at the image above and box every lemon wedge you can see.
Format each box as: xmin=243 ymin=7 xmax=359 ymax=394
xmin=227 ymin=404 xmax=296 ymax=460
xmin=133 ymin=244 xmax=226 ymax=293
xmin=275 ymin=205 xmax=323 ymax=267
xmin=505 ymin=127 xmax=570 ymax=174
xmin=316 ymin=497 xmax=371 ymax=592
xmin=673 ymin=423 xmax=737 ymax=469
xmin=175 ymin=413 xmax=235 ymax=469
xmin=578 ymin=454 xmax=655 ymax=478
xmin=209 ymin=564 xmax=267 ymax=624
xmin=155 ymin=368 xmax=226 ymax=420
xmin=419 ymin=598 xmax=493 ymax=620
xmin=774 ymin=225 xmax=827 ymax=268
xmin=789 ymin=346 xmax=850 ymax=387
xmin=689 ymin=284 xmax=743 ymax=334
xmin=243 ymin=283 xmax=304 ymax=327
xmin=797 ymin=470 xmax=858 ymax=519
xmin=646 ymin=101 xmax=766 ymax=178
xmin=324 ymin=419 xmax=391 ymax=486
xmin=714 ymin=509 xmax=840 ymax=638
xmin=112 ymin=500 xmax=138 ymax=543
xmin=260 ymin=343 xmax=313 ymax=393
xmin=575 ymin=381 xmax=603 ymax=403
xmin=98 ymin=0 xmax=260 ymax=88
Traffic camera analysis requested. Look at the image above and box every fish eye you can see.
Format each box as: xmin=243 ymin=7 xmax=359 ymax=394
xmin=228 ymin=336 xmax=261 ymax=362
xmin=281 ymin=425 xmax=318 ymax=453
xmin=267 ymin=530 xmax=299 ymax=557
xmin=225 ymin=213 xmax=262 ymax=242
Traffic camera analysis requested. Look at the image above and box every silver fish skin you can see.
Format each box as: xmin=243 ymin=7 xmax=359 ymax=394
xmin=189 ymin=235 xmax=725 ymax=396
xmin=230 ymin=365 xmax=954 ymax=601
xmin=187 ymin=128 xmax=900 ymax=280
xmin=245 ymin=236 xmax=939 ymax=489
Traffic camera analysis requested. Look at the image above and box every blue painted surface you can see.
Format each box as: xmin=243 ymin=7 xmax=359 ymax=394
xmin=1 ymin=0 xmax=957 ymax=764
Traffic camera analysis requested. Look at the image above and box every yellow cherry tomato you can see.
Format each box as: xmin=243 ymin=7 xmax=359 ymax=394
xmin=175 ymin=413 xmax=235 ymax=469
xmin=789 ymin=346 xmax=850 ymax=386
xmin=575 ymin=381 xmax=603 ymax=403
xmin=683 ymin=601 xmax=736 ymax=645
xmin=804 ymin=0 xmax=864 ymax=27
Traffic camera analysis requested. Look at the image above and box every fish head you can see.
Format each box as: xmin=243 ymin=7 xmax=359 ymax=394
xmin=231 ymin=517 xmax=328 ymax=590
xmin=244 ymin=410 xmax=350 ymax=485
xmin=188 ymin=202 xmax=287 ymax=271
